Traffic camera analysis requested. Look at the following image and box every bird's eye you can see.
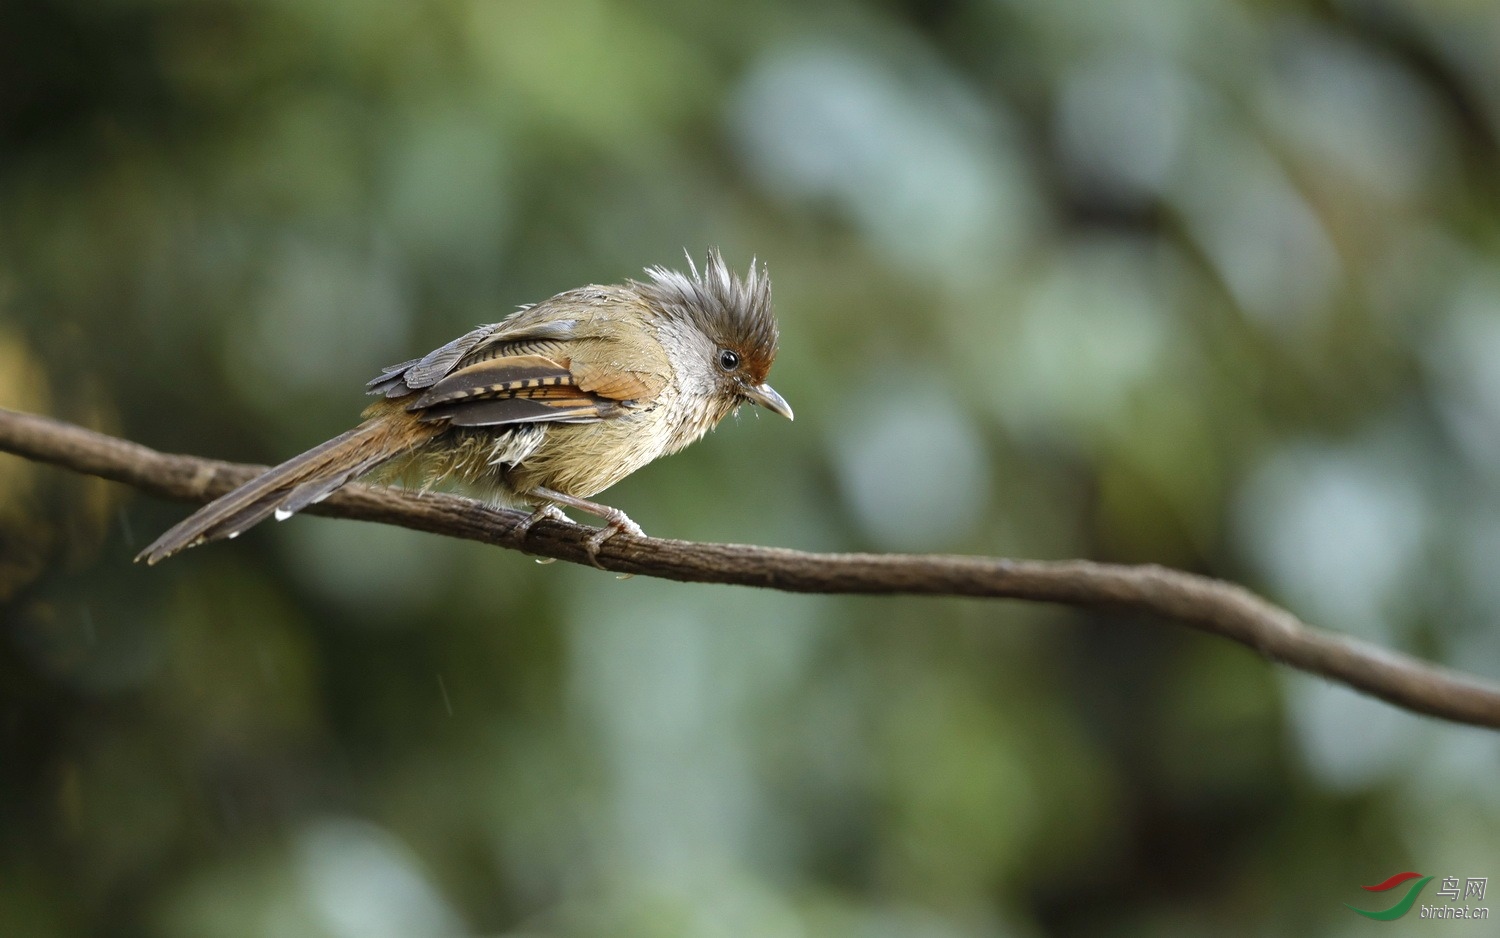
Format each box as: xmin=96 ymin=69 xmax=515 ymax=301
xmin=717 ymin=349 xmax=740 ymax=372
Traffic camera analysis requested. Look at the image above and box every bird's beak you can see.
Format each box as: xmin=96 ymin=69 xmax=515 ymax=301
xmin=742 ymin=382 xmax=794 ymax=421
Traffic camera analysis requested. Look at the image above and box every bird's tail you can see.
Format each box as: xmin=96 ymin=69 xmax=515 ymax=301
xmin=136 ymin=415 xmax=437 ymax=565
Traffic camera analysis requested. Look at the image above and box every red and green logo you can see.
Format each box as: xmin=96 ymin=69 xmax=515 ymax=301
xmin=1346 ymin=872 xmax=1433 ymax=921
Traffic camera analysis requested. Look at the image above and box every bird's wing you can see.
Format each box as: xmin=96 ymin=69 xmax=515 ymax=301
xmin=366 ymin=315 xmax=579 ymax=398
xmin=400 ymin=339 xmax=668 ymax=429
xmin=367 ymin=296 xmax=670 ymax=428
xmin=406 ymin=354 xmax=601 ymax=426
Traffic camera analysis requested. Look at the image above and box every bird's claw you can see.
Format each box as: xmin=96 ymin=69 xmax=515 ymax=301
xmin=582 ymin=515 xmax=644 ymax=569
xmin=511 ymin=503 xmax=567 ymax=543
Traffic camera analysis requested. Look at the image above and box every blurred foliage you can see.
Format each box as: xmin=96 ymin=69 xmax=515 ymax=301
xmin=3 ymin=0 xmax=1500 ymax=935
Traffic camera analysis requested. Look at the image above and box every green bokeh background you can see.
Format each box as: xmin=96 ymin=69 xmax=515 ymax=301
xmin=3 ymin=1 xmax=1499 ymax=935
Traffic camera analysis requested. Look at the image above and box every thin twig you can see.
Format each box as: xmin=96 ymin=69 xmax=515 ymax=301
xmin=3 ymin=405 xmax=1498 ymax=729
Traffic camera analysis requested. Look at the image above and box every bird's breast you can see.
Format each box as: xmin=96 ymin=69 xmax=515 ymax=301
xmin=502 ymin=391 xmax=689 ymax=498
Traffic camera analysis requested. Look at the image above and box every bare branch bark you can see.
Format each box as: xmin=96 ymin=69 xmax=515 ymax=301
xmin=4 ymin=405 xmax=1498 ymax=729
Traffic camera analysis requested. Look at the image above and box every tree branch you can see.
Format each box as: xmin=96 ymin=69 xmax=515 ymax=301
xmin=3 ymin=405 xmax=1498 ymax=730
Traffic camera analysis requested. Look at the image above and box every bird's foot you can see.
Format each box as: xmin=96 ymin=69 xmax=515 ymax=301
xmin=583 ymin=511 xmax=645 ymax=569
xmin=524 ymin=486 xmax=646 ymax=570
xmin=511 ymin=503 xmax=567 ymax=543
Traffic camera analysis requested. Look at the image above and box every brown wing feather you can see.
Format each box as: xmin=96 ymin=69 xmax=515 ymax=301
xmin=372 ymin=302 xmax=669 ymax=431
xmin=421 ymin=396 xmax=604 ymax=427
xmin=409 ymin=355 xmax=574 ymax=409
xmin=404 ymin=352 xmax=630 ymax=428
xmin=366 ymin=314 xmax=582 ymax=398
xmin=563 ymin=328 xmax=669 ymax=402
xmin=569 ymin=360 xmax=663 ymax=402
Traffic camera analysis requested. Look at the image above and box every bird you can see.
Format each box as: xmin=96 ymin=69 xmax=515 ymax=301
xmin=136 ymin=249 xmax=792 ymax=565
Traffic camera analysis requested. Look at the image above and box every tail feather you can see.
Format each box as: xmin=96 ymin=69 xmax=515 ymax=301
xmin=277 ymin=449 xmax=396 ymax=518
xmin=136 ymin=417 xmax=433 ymax=565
